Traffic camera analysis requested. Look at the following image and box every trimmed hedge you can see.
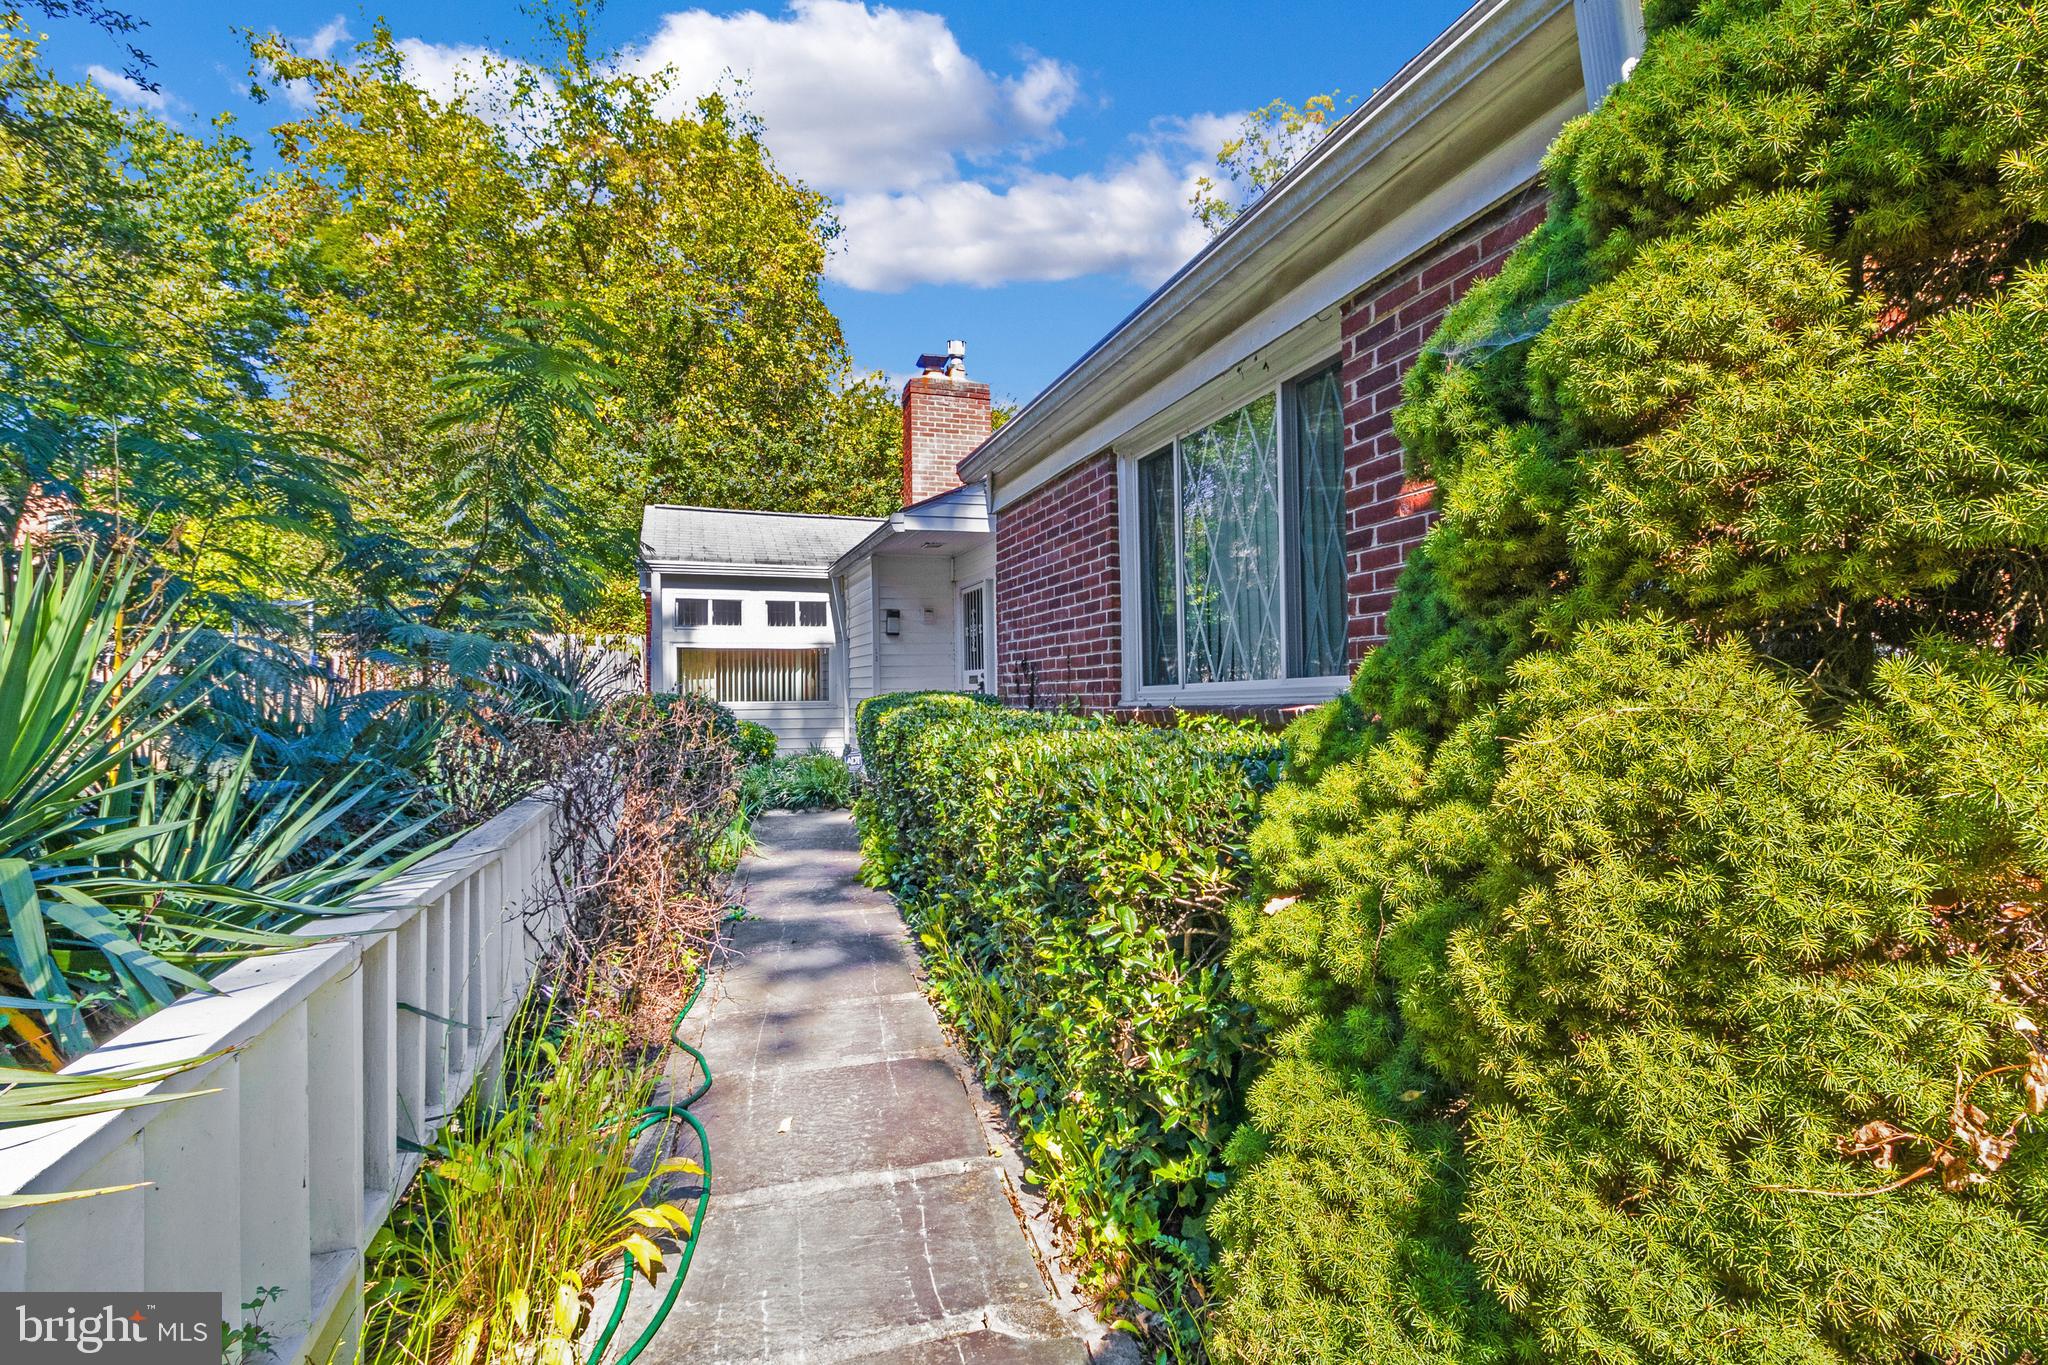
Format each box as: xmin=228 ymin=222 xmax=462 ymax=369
xmin=855 ymin=692 xmax=1282 ymax=1354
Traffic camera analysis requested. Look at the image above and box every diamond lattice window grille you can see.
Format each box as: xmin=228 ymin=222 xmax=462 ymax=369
xmin=1293 ymin=365 xmax=1347 ymax=678
xmin=1179 ymin=395 xmax=1282 ymax=683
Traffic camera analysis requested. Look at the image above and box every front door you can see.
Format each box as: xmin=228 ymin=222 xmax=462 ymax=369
xmin=959 ymin=582 xmax=989 ymax=693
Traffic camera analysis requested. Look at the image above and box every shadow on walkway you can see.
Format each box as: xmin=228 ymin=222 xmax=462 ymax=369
xmin=604 ymin=810 xmax=1088 ymax=1365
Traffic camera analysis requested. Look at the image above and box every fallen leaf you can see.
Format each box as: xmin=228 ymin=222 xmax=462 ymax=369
xmin=1262 ymin=895 xmax=1299 ymax=918
xmin=776 ymin=1115 xmax=792 ymax=1136
xmin=1844 ymin=1120 xmax=1912 ymax=1171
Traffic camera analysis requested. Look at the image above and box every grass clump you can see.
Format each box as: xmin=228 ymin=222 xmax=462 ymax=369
xmin=741 ymin=750 xmax=856 ymax=812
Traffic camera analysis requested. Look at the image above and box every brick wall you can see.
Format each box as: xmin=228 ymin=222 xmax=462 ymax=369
xmin=1339 ymin=185 xmax=1548 ymax=659
xmin=902 ymin=374 xmax=992 ymax=505
xmin=994 ymin=453 xmax=1121 ymax=710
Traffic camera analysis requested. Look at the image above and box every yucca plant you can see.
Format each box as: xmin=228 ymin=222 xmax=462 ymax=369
xmin=0 ymin=554 xmax=209 ymax=1054
xmin=1 ymin=555 xmax=435 ymax=1060
xmin=363 ymin=998 xmax=698 ymax=1365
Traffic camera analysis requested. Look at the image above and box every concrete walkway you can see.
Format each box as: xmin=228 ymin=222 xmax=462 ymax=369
xmin=624 ymin=810 xmax=1088 ymax=1364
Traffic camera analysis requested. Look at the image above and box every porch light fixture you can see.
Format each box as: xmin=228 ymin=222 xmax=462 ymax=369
xmin=884 ymin=608 xmax=901 ymax=636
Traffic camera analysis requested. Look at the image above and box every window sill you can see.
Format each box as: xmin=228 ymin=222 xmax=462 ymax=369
xmin=1129 ymin=675 xmax=1347 ymax=709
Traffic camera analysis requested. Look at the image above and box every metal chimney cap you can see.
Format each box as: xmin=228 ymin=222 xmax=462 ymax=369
xmin=915 ymin=340 xmax=968 ymax=379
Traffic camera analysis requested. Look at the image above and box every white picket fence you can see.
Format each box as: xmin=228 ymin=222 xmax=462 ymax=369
xmin=0 ymin=792 xmax=566 ymax=1364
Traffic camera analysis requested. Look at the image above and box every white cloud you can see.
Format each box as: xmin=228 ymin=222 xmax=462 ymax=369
xmin=261 ymin=2 xmax=1232 ymax=293
xmin=87 ymin=64 xmax=174 ymax=113
xmin=394 ymin=38 xmax=546 ymax=123
xmin=306 ymin=16 xmax=352 ymax=60
xmin=616 ymin=1 xmax=1223 ymax=290
xmin=617 ymin=0 xmax=1079 ymax=195
xmin=830 ymin=154 xmax=1211 ymax=292
xmin=1160 ymin=110 xmax=1247 ymax=164
xmin=1006 ymin=54 xmax=1079 ymax=135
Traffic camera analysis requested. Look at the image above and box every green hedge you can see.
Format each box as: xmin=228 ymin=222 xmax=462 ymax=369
xmin=855 ymin=692 xmax=1282 ymax=1354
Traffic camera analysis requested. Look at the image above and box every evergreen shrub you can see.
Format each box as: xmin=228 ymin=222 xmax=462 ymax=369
xmin=856 ymin=692 xmax=1282 ymax=1353
xmin=1213 ymin=0 xmax=2048 ymax=1360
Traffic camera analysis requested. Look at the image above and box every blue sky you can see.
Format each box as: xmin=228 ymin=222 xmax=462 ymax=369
xmin=43 ymin=0 xmax=1473 ymax=404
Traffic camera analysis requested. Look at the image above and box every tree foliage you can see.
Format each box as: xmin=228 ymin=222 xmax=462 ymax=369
xmin=246 ymin=5 xmax=903 ymax=626
xmin=1215 ymin=2 xmax=2048 ymax=1360
xmin=1190 ymin=94 xmax=1347 ymax=236
xmin=0 ymin=19 xmax=349 ymax=615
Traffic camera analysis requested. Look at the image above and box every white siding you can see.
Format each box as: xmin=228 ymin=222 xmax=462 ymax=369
xmin=842 ymin=561 xmax=875 ymax=698
xmin=646 ymin=570 xmax=848 ymax=752
xmin=839 ymin=560 xmax=875 ymax=735
xmin=726 ymin=700 xmax=845 ymax=754
xmin=952 ymin=539 xmax=995 ymax=588
xmin=874 ymin=556 xmax=958 ymax=695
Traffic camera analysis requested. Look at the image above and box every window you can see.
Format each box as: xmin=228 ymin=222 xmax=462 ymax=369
xmin=1137 ymin=362 xmax=1348 ymax=688
xmin=766 ymin=600 xmax=796 ymax=627
xmin=677 ymin=648 xmax=829 ymax=702
xmin=677 ymin=598 xmax=740 ymax=627
xmin=799 ymin=600 xmax=827 ymax=628
xmin=1291 ymin=364 xmax=1347 ymax=678
xmin=1138 ymin=450 xmax=1178 ymax=687
xmin=960 ymin=584 xmax=986 ymax=690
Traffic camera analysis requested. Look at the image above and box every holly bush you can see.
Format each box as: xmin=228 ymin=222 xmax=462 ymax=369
xmin=856 ymin=693 xmax=1281 ymax=1355
xmin=1213 ymin=0 xmax=2048 ymax=1361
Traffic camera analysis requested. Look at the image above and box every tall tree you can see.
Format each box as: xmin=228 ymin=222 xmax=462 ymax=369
xmin=247 ymin=3 xmax=901 ymax=629
xmin=0 ymin=20 xmax=349 ymax=615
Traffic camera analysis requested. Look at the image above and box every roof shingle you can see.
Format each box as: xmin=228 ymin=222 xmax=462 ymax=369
xmin=639 ymin=505 xmax=885 ymax=569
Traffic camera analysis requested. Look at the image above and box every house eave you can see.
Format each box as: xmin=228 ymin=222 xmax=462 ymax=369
xmin=830 ymin=485 xmax=992 ymax=577
xmin=957 ymin=0 xmax=1582 ymax=489
xmin=638 ymin=559 xmax=836 ymax=579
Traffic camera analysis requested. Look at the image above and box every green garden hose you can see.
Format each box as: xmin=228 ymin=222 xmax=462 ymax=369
xmin=582 ymin=958 xmax=717 ymax=1365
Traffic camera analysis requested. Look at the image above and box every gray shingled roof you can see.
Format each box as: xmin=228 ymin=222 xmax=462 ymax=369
xmin=639 ymin=505 xmax=885 ymax=569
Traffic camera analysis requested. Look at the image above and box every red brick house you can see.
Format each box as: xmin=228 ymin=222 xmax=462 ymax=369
xmin=951 ymin=0 xmax=1641 ymax=716
xmin=650 ymin=0 xmax=1644 ymax=745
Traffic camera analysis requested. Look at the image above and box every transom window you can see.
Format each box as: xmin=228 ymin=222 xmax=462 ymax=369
xmin=1137 ymin=361 xmax=1346 ymax=688
xmin=766 ymin=600 xmax=796 ymax=627
xmin=676 ymin=598 xmax=741 ymax=627
xmin=799 ymin=600 xmax=828 ymax=628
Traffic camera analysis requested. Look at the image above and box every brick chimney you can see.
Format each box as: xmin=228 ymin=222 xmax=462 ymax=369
xmin=901 ymin=339 xmax=991 ymax=506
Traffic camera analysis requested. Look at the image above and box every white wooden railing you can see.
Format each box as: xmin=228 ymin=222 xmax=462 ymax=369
xmin=0 ymin=792 xmax=566 ymax=1364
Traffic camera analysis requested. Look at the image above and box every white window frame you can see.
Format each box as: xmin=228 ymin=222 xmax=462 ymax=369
xmin=1119 ymin=357 xmax=1352 ymax=708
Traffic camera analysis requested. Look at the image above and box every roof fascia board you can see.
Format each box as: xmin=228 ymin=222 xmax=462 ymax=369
xmin=831 ymin=484 xmax=992 ymax=575
xmin=637 ymin=559 xmax=833 ymax=578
